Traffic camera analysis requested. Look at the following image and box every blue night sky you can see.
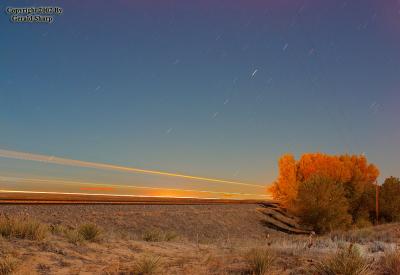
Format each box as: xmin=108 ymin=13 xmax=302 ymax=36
xmin=1 ymin=0 xmax=399 ymax=191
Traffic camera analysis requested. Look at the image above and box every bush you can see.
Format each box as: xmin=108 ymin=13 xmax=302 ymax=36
xmin=313 ymin=244 xmax=372 ymax=275
xmin=245 ymin=248 xmax=275 ymax=275
xmin=379 ymin=248 xmax=400 ymax=275
xmin=295 ymin=175 xmax=352 ymax=233
xmin=0 ymin=216 xmax=48 ymax=241
xmin=78 ymin=223 xmax=102 ymax=242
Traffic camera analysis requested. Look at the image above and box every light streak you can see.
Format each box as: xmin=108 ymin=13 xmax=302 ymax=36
xmin=0 ymin=189 xmax=225 ymax=200
xmin=0 ymin=176 xmax=270 ymax=198
xmin=0 ymin=149 xmax=265 ymax=188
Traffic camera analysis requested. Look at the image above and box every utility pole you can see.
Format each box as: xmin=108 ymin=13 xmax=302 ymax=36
xmin=375 ymin=180 xmax=379 ymax=225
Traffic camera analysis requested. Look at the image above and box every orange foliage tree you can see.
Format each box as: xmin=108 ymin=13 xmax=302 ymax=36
xmin=268 ymin=154 xmax=298 ymax=210
xmin=269 ymin=153 xmax=380 ymax=227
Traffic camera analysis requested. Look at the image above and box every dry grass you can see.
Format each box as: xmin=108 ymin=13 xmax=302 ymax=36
xmin=164 ymin=231 xmax=178 ymax=242
xmin=142 ymin=229 xmax=164 ymax=242
xmin=49 ymin=224 xmax=66 ymax=235
xmin=330 ymin=224 xmax=399 ymax=244
xmin=102 ymin=256 xmax=162 ymax=275
xmin=58 ymin=223 xmax=102 ymax=244
xmin=134 ymin=255 xmax=161 ymax=275
xmin=64 ymin=229 xmax=84 ymax=245
xmin=0 ymin=255 xmax=18 ymax=275
xmin=312 ymin=244 xmax=373 ymax=275
xmin=142 ymin=229 xmax=178 ymax=242
xmin=379 ymin=248 xmax=400 ymax=275
xmin=78 ymin=223 xmax=102 ymax=242
xmin=0 ymin=205 xmax=398 ymax=275
xmin=245 ymin=248 xmax=276 ymax=275
xmin=0 ymin=216 xmax=48 ymax=241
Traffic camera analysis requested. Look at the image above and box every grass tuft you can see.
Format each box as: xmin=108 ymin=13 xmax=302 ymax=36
xmin=134 ymin=255 xmax=161 ymax=275
xmin=245 ymin=248 xmax=275 ymax=275
xmin=64 ymin=229 xmax=84 ymax=245
xmin=0 ymin=255 xmax=18 ymax=275
xmin=0 ymin=216 xmax=48 ymax=241
xmin=78 ymin=223 xmax=102 ymax=242
xmin=313 ymin=244 xmax=372 ymax=275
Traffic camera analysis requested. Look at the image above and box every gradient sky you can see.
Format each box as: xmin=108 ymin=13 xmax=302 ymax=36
xmin=1 ymin=0 xmax=399 ymax=192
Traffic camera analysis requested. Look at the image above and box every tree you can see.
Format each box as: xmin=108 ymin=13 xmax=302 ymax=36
xmin=295 ymin=174 xmax=352 ymax=234
xmin=339 ymin=155 xmax=379 ymax=224
xmin=269 ymin=154 xmax=298 ymax=210
xmin=296 ymin=153 xmax=351 ymax=183
xmin=380 ymin=177 xmax=400 ymax=222
xmin=269 ymin=153 xmax=380 ymax=230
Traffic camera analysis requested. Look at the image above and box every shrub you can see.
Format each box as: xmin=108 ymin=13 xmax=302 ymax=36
xmin=78 ymin=223 xmax=102 ymax=242
xmin=313 ymin=244 xmax=372 ymax=275
xmin=295 ymin=175 xmax=352 ymax=233
xmin=134 ymin=256 xmax=161 ymax=275
xmin=380 ymin=177 xmax=400 ymax=222
xmin=0 ymin=255 xmax=18 ymax=275
xmin=0 ymin=216 xmax=48 ymax=241
xmin=245 ymin=248 xmax=275 ymax=275
xmin=379 ymin=248 xmax=400 ymax=275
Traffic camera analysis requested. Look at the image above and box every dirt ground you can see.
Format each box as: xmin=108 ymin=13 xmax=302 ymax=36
xmin=0 ymin=204 xmax=278 ymax=242
xmin=0 ymin=204 xmax=399 ymax=274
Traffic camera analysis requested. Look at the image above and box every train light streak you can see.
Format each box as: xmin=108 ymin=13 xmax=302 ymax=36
xmin=0 ymin=149 xmax=264 ymax=188
xmin=0 ymin=176 xmax=270 ymax=198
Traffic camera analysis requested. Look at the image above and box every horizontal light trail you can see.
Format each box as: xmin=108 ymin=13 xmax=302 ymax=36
xmin=0 ymin=176 xmax=270 ymax=198
xmin=0 ymin=149 xmax=265 ymax=188
xmin=0 ymin=189 xmax=226 ymax=200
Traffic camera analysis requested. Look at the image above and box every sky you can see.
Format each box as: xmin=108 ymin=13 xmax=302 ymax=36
xmin=0 ymin=0 xmax=399 ymax=198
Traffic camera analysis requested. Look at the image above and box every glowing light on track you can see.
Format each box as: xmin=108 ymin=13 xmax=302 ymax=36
xmin=0 ymin=149 xmax=265 ymax=188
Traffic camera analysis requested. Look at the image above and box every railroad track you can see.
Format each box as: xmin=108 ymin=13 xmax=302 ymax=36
xmin=0 ymin=191 xmax=276 ymax=205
